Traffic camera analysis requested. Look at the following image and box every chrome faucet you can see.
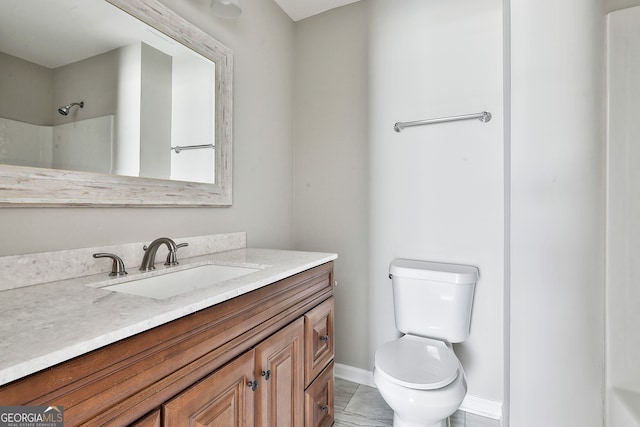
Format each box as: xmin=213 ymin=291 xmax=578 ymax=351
xmin=139 ymin=237 xmax=178 ymax=271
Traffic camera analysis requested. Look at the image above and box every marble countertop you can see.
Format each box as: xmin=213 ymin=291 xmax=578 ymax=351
xmin=0 ymin=248 xmax=336 ymax=386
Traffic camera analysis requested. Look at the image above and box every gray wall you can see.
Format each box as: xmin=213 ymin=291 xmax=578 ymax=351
xmin=0 ymin=52 xmax=52 ymax=125
xmin=293 ymin=2 xmax=370 ymax=369
xmin=0 ymin=0 xmax=296 ymax=256
xmin=607 ymin=0 xmax=640 ymax=11
xmin=52 ymin=48 xmax=119 ymax=126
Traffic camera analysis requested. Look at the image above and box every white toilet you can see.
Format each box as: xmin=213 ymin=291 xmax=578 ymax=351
xmin=373 ymin=259 xmax=479 ymax=427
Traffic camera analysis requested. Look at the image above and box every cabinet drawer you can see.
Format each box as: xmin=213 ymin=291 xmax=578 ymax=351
xmin=304 ymin=361 xmax=334 ymax=427
xmin=304 ymin=297 xmax=335 ymax=386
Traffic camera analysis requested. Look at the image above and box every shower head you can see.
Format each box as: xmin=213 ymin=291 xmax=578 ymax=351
xmin=58 ymin=101 xmax=84 ymax=116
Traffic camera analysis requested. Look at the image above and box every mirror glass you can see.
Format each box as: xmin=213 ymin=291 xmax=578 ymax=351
xmin=0 ymin=0 xmax=232 ymax=206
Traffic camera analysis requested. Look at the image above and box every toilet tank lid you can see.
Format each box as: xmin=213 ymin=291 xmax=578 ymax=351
xmin=389 ymin=259 xmax=479 ymax=284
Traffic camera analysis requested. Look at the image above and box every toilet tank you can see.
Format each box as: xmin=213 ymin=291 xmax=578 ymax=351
xmin=389 ymin=259 xmax=479 ymax=343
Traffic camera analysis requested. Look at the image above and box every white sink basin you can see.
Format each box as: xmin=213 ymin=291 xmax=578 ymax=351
xmin=101 ymin=264 xmax=261 ymax=299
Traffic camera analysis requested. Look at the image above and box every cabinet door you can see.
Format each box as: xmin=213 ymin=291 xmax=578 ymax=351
xmin=304 ymin=361 xmax=334 ymax=427
xmin=130 ymin=410 xmax=161 ymax=427
xmin=255 ymin=318 xmax=305 ymax=427
xmin=163 ymin=350 xmax=256 ymax=427
xmin=304 ymin=297 xmax=334 ymax=386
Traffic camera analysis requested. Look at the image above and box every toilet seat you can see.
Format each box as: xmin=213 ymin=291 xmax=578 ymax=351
xmin=374 ymin=335 xmax=460 ymax=390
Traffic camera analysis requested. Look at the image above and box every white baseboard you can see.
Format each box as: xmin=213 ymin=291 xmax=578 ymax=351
xmin=459 ymin=394 xmax=503 ymax=420
xmin=334 ymin=362 xmax=376 ymax=388
xmin=334 ymin=363 xmax=503 ymax=422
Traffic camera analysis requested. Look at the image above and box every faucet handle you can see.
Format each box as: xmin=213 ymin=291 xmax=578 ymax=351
xmin=165 ymin=242 xmax=189 ymax=266
xmin=93 ymin=253 xmax=128 ymax=277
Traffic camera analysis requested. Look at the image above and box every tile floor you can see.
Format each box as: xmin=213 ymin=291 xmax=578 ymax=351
xmin=333 ymin=378 xmax=500 ymax=427
xmin=334 ymin=377 xmax=393 ymax=426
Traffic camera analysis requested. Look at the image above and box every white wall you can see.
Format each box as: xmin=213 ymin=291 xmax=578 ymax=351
xmin=171 ymin=51 xmax=215 ymax=183
xmin=139 ymin=43 xmax=172 ymax=180
xmin=294 ymin=0 xmax=506 ymax=410
xmin=52 ymin=116 xmax=114 ymax=174
xmin=114 ymin=43 xmax=142 ymax=176
xmin=509 ymin=0 xmax=605 ymax=425
xmin=0 ymin=118 xmax=52 ymax=168
xmin=368 ymin=0 xmax=505 ymax=405
xmin=607 ymin=7 xmax=640 ymax=425
xmin=0 ymin=116 xmax=113 ymax=173
xmin=0 ymin=0 xmax=296 ymax=256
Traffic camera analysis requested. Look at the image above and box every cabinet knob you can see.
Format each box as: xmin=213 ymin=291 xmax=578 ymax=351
xmin=320 ymin=335 xmax=329 ymax=343
xmin=261 ymin=370 xmax=271 ymax=380
xmin=320 ymin=405 xmax=329 ymax=413
xmin=247 ymin=380 xmax=258 ymax=391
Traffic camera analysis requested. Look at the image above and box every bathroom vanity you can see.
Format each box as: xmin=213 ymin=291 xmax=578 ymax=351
xmin=0 ymin=234 xmax=336 ymax=426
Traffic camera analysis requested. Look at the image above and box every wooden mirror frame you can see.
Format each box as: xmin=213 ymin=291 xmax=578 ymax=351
xmin=0 ymin=0 xmax=232 ymax=207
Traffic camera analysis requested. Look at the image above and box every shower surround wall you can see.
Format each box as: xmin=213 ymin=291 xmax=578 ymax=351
xmin=0 ymin=116 xmax=114 ymax=173
xmin=607 ymin=6 xmax=640 ymax=426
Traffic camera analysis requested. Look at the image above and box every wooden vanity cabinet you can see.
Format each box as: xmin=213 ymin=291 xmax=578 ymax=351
xmin=0 ymin=262 xmax=334 ymax=427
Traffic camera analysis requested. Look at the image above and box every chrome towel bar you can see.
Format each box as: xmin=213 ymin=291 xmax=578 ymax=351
xmin=394 ymin=111 xmax=492 ymax=132
xmin=170 ymin=144 xmax=215 ymax=154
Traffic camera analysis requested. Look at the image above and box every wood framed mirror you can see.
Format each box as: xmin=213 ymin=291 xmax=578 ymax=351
xmin=0 ymin=0 xmax=232 ymax=206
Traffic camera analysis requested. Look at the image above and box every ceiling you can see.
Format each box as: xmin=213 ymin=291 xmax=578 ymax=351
xmin=272 ymin=0 xmax=362 ymax=22
xmin=1 ymin=0 xmax=194 ymax=69
xmin=1 ymin=0 xmax=362 ymax=69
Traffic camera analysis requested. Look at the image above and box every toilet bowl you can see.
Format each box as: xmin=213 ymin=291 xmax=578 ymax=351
xmin=374 ymin=335 xmax=467 ymax=427
xmin=375 ymin=259 xmax=478 ymax=427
